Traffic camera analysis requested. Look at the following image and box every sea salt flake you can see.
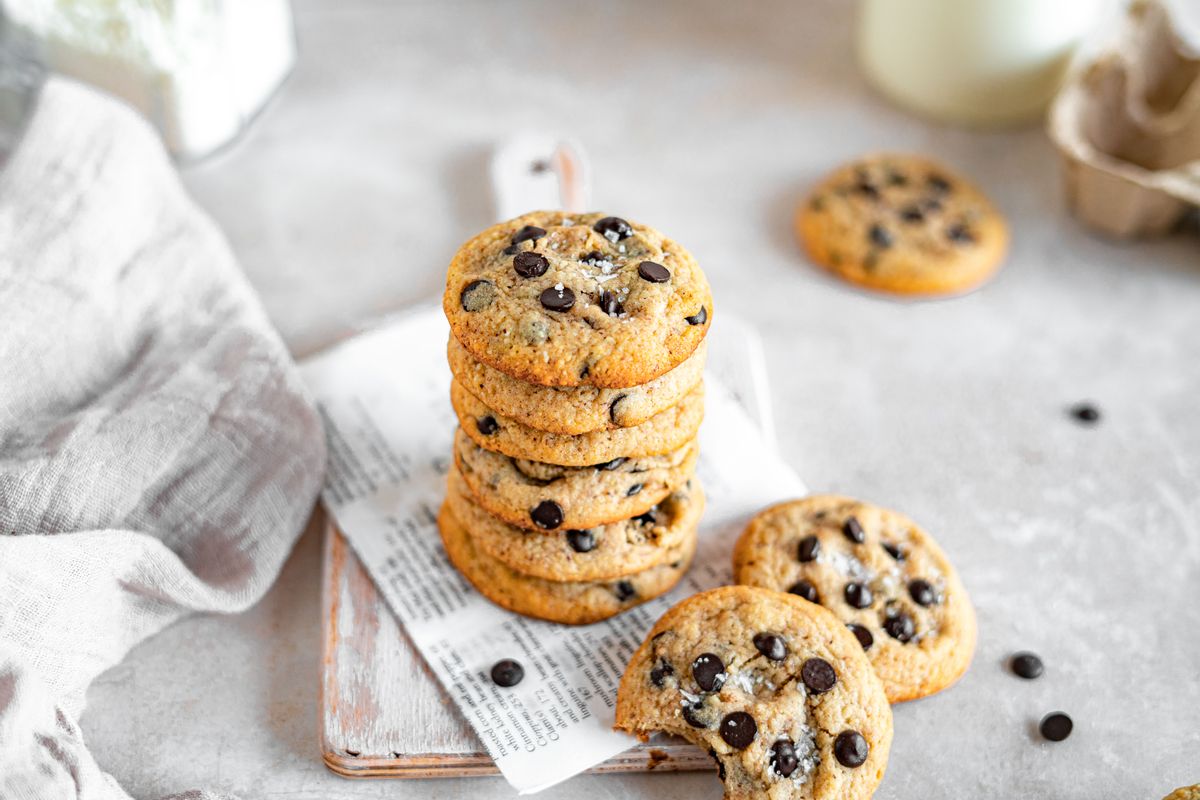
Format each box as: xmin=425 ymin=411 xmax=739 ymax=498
xmin=729 ymin=670 xmax=776 ymax=693
xmin=554 ymin=282 xmax=564 ymax=291
xmin=791 ymin=725 xmax=821 ymax=782
xmin=728 ymin=671 xmax=755 ymax=693
xmin=819 ymin=550 xmax=872 ymax=580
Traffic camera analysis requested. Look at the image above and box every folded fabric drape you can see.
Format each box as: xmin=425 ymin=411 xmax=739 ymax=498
xmin=0 ymin=78 xmax=326 ymax=800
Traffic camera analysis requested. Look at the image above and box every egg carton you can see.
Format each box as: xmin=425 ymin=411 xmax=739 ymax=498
xmin=1049 ymin=0 xmax=1200 ymax=237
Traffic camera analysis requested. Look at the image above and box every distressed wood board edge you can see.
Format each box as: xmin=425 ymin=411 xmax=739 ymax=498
xmin=320 ymin=518 xmax=712 ymax=779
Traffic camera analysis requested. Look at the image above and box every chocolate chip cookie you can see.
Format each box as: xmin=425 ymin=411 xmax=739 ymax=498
xmin=796 ymin=154 xmax=1008 ymax=295
xmin=1164 ymin=786 xmax=1200 ymax=800
xmin=448 ymin=336 xmax=707 ymax=435
xmin=444 ymin=211 xmax=712 ymax=388
xmin=615 ymin=586 xmax=892 ymax=800
xmin=446 ymin=464 xmax=704 ymax=581
xmin=452 ymin=378 xmax=704 ymax=467
xmin=733 ymin=495 xmax=977 ymax=703
xmin=453 ymin=427 xmax=698 ymax=531
xmin=437 ymin=501 xmax=695 ymax=625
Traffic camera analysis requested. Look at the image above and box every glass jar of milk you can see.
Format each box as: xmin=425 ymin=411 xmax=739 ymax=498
xmin=857 ymin=0 xmax=1112 ymax=126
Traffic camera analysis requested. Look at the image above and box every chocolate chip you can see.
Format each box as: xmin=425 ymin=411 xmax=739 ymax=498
xmin=626 ymin=483 xmax=642 ymax=496
xmin=632 ymin=510 xmax=657 ymax=526
xmin=637 ymin=261 xmax=670 ymax=283
xmin=752 ymin=632 xmax=788 ymax=661
xmin=1039 ymin=712 xmax=1072 ymax=742
xmin=608 ymin=394 xmax=628 ymax=424
xmin=782 ymin=578 xmax=820 ymax=604
xmin=921 ymin=196 xmax=944 ymax=213
xmin=946 ymin=223 xmax=975 ymax=244
xmin=1011 ymin=652 xmax=1044 ymax=680
xmin=514 ymin=251 xmax=549 ymax=278
xmin=853 ymin=180 xmax=880 ymax=199
xmin=1069 ymin=403 xmax=1101 ymax=424
xmin=567 ymin=529 xmax=596 ymax=553
xmin=927 ymin=174 xmax=952 ymax=193
xmin=909 ymin=579 xmax=937 ymax=606
xmin=884 ymin=612 xmax=915 ymax=642
xmin=475 ymin=416 xmax=499 ymax=436
xmin=502 ymin=243 xmax=521 ymax=255
xmin=788 ymin=579 xmax=820 ymax=604
xmin=599 ymin=290 xmax=624 ymax=316
xmin=582 ymin=249 xmax=608 ymax=264
xmin=800 ymin=658 xmax=837 ymax=694
xmin=594 ymin=457 xmax=626 ymax=471
xmin=540 ymin=285 xmax=575 ymax=312
xmin=685 ymin=306 xmax=707 ymax=326
xmin=650 ymin=659 xmax=674 ymax=688
xmin=881 ymin=541 xmax=905 ymax=561
xmin=460 ymin=279 xmax=496 ymax=312
xmin=844 ymin=582 xmax=873 ymax=608
xmin=843 ymin=516 xmax=866 ymax=544
xmin=614 ymin=580 xmax=636 ymax=601
xmin=847 ymin=623 xmax=874 ymax=651
xmin=868 ymin=224 xmax=893 ymax=249
xmin=770 ymin=740 xmax=799 ymax=778
xmin=900 ymin=205 xmax=924 ymax=223
xmin=797 ymin=535 xmax=821 ymax=562
xmin=834 ymin=730 xmax=869 ymax=767
xmin=490 ymin=659 xmax=524 ymax=687
xmin=530 ymin=500 xmax=564 ymax=529
xmin=683 ymin=702 xmax=708 ymax=729
xmin=719 ymin=712 xmax=757 ymax=749
xmin=691 ymin=653 xmax=725 ymax=692
xmin=512 ymin=225 xmax=547 ymax=245
xmin=886 ymin=170 xmax=908 ymax=187
xmin=593 ymin=216 xmax=633 ymax=241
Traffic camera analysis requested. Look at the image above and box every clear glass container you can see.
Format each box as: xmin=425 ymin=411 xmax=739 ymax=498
xmin=857 ymin=0 xmax=1112 ymax=126
xmin=1 ymin=0 xmax=296 ymax=160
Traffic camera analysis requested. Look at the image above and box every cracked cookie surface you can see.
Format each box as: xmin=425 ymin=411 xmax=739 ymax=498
xmin=448 ymin=336 xmax=707 ymax=435
xmin=444 ymin=211 xmax=712 ymax=388
xmin=437 ymin=501 xmax=695 ymax=625
xmin=446 ymin=463 xmax=704 ymax=581
xmin=453 ymin=426 xmax=698 ymax=531
xmin=733 ymin=495 xmax=976 ymax=703
xmin=796 ymin=154 xmax=1008 ymax=295
xmin=453 ymin=377 xmax=704 ymax=466
xmin=616 ymin=586 xmax=892 ymax=800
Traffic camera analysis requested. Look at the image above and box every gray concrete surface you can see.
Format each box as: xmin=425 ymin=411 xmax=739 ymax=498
xmin=79 ymin=0 xmax=1200 ymax=797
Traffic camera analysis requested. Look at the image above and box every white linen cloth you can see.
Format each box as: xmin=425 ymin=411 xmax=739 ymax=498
xmin=0 ymin=78 xmax=326 ymax=799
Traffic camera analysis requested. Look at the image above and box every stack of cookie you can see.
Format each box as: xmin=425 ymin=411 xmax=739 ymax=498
xmin=438 ymin=211 xmax=713 ymax=625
